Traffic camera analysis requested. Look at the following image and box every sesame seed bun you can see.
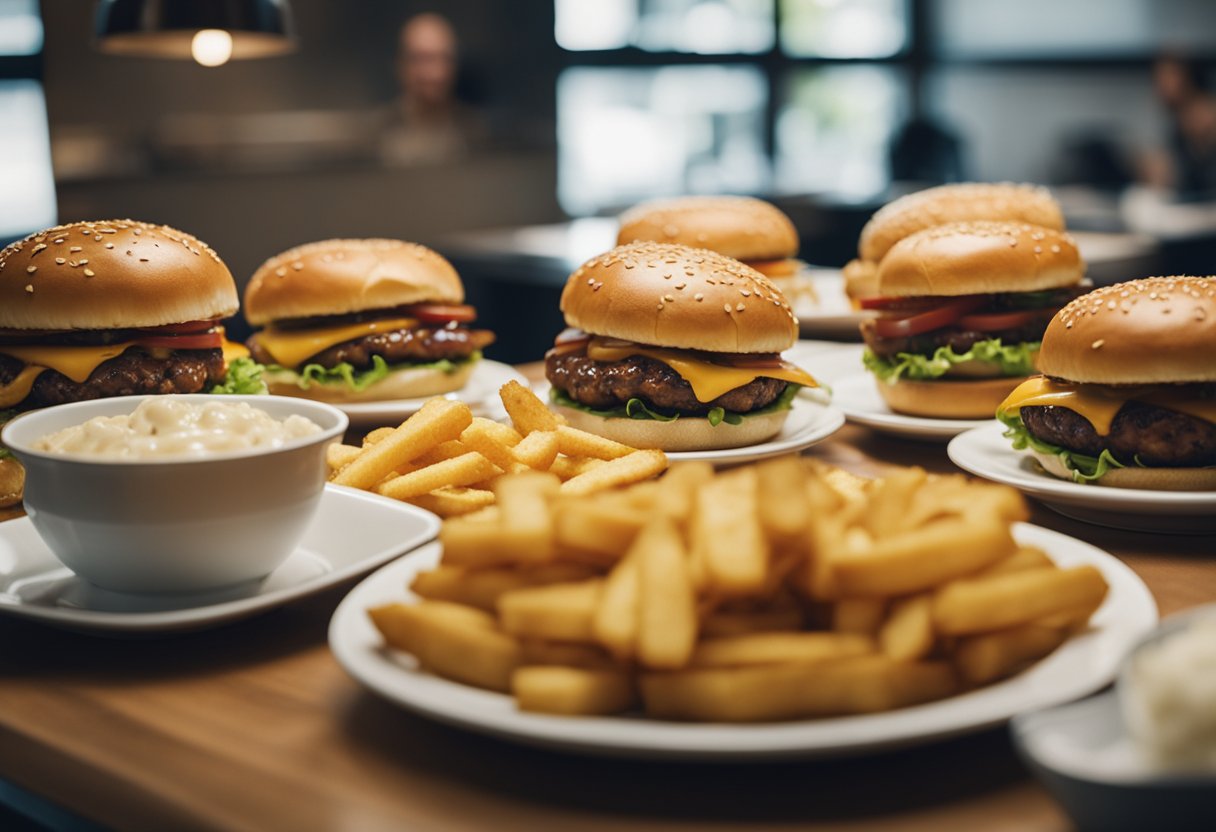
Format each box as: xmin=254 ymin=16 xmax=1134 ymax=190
xmin=553 ymin=403 xmax=789 ymax=451
xmin=617 ymin=196 xmax=799 ymax=263
xmin=561 ymin=242 xmax=799 ymax=354
xmin=842 ymin=258 xmax=880 ymax=306
xmin=859 ymin=182 xmax=1065 ymax=263
xmin=244 ymin=239 xmax=463 ymax=325
xmin=0 ymin=220 xmax=237 ymax=330
xmin=1037 ymin=276 xmax=1216 ymax=385
xmin=878 ymin=221 xmax=1083 ymax=298
xmin=874 ymin=375 xmax=1029 ymax=419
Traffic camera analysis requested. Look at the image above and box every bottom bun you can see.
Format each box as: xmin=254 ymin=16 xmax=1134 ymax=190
xmin=266 ymin=361 xmax=476 ymax=403
xmin=874 ymin=376 xmax=1026 ymax=419
xmin=0 ymin=456 xmax=24 ymax=507
xmin=1030 ymin=450 xmax=1216 ymax=491
xmin=553 ymin=404 xmax=789 ymax=452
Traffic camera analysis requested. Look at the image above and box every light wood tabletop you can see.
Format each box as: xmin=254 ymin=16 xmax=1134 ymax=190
xmin=0 ymin=365 xmax=1212 ymax=832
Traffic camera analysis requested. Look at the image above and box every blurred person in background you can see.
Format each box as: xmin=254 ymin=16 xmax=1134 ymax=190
xmin=1141 ymin=55 xmax=1216 ymax=201
xmin=381 ymin=12 xmax=487 ymax=166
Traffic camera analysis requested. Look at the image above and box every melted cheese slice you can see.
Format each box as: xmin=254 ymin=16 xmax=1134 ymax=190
xmin=0 ymin=343 xmax=135 ymax=384
xmin=253 ymin=317 xmax=419 ymax=368
xmin=1000 ymin=376 xmax=1216 ymax=436
xmin=586 ymin=341 xmax=817 ymax=403
xmin=0 ymin=365 xmax=46 ymax=408
xmin=222 ymin=338 xmax=250 ymax=366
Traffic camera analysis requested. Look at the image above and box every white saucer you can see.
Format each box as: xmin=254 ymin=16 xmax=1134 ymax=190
xmin=793 ymin=270 xmax=874 ymax=341
xmin=832 ymin=374 xmax=993 ymax=442
xmin=0 ymin=485 xmax=440 ymax=634
xmin=329 ymin=524 xmax=1156 ymax=761
xmin=336 ymin=360 xmax=524 ymax=427
xmin=948 ymin=422 xmax=1216 ymax=533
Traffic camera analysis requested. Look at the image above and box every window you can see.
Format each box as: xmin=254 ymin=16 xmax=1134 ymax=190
xmin=0 ymin=0 xmax=54 ymax=241
xmin=556 ymin=0 xmax=775 ymax=54
xmin=781 ymin=0 xmax=907 ymax=58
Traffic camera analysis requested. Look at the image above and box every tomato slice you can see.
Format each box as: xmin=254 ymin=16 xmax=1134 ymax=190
xmin=136 ymin=331 xmax=224 ymax=350
xmin=408 ymin=304 xmax=476 ymax=324
xmin=956 ymin=310 xmax=1039 ymax=332
xmin=873 ymin=297 xmax=986 ymax=338
xmin=137 ymin=319 xmax=221 ymax=335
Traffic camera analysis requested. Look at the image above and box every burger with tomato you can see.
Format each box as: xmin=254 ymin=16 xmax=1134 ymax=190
xmin=997 ymin=276 xmax=1216 ymax=490
xmin=861 ymin=220 xmax=1085 ymax=418
xmin=244 ymin=239 xmax=493 ymax=402
xmin=0 ymin=219 xmax=251 ymax=504
xmin=545 ymin=242 xmax=819 ymax=451
xmin=616 ymin=196 xmax=815 ymax=307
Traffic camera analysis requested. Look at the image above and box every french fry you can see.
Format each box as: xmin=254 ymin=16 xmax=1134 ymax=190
xmin=559 ymin=449 xmax=668 ymax=496
xmin=494 ymin=471 xmax=560 ymax=562
xmin=866 ymin=467 xmax=926 ymax=538
xmin=376 ymin=452 xmax=500 ymax=500
xmin=410 ymin=563 xmax=595 ymax=611
xmin=368 ymin=600 xmax=521 ymax=692
xmin=498 ymin=579 xmax=602 ymax=642
xmin=701 ymin=608 xmax=804 ymax=638
xmin=556 ymin=425 xmax=635 ymax=461
xmin=334 ymin=398 xmax=472 ymax=489
xmin=512 ymin=430 xmax=560 ymax=470
xmin=554 ymin=499 xmax=647 ymax=565
xmin=654 ymin=461 xmax=715 ymax=524
xmin=594 ymin=551 xmax=639 ymax=660
xmin=460 ymin=419 xmax=527 ymax=474
xmin=363 ymin=427 xmax=395 ymax=446
xmin=954 ymin=624 xmax=1068 ymax=685
xmin=975 ymin=546 xmax=1054 ymax=578
xmin=691 ymin=473 xmax=768 ymax=596
xmin=500 ymin=380 xmax=561 ymax=433
xmin=519 ymin=639 xmax=616 ymax=669
xmin=690 ymin=632 xmax=874 ymax=668
xmin=879 ymin=594 xmax=934 ymax=661
xmin=413 ymin=440 xmax=474 ymax=467
xmin=440 ymin=516 xmax=510 ymax=568
xmin=405 ymin=486 xmax=496 ymax=518
xmin=832 ymin=598 xmax=887 ymax=635
xmin=513 ymin=666 xmax=636 ymax=715
xmin=636 ymin=517 xmax=698 ymax=670
xmin=933 ymin=565 xmax=1109 ymax=635
xmin=549 ymin=455 xmax=606 ymax=481
xmin=326 ymin=443 xmax=362 ymax=470
xmin=1037 ymin=595 xmax=1104 ymax=632
xmin=757 ymin=457 xmax=813 ymax=546
xmin=832 ymin=515 xmax=1016 ymax=597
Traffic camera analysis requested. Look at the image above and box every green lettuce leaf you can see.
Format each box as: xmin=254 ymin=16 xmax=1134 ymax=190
xmin=275 ymin=351 xmax=481 ymax=393
xmin=209 ymin=357 xmax=268 ymax=395
xmin=863 ymin=339 xmax=1040 ymax=384
xmin=996 ymin=409 xmax=1127 ymax=484
xmin=550 ymin=383 xmax=800 ymax=427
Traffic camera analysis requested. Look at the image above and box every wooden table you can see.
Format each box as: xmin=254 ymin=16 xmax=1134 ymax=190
xmin=1 ymin=365 xmax=1213 ymax=832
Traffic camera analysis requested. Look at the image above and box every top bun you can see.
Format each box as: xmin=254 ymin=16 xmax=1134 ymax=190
xmin=561 ymin=242 xmax=798 ymax=354
xmin=244 ymin=239 xmax=463 ymax=325
xmin=878 ymin=221 xmax=1083 ymax=297
xmin=860 ymin=183 xmax=1064 ymax=263
xmin=1038 ymin=276 xmax=1216 ymax=384
xmin=617 ymin=196 xmax=799 ymax=262
xmin=0 ymin=220 xmax=237 ymax=330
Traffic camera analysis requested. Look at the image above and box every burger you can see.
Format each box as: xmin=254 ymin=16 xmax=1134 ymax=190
xmin=0 ymin=219 xmax=247 ymax=506
xmin=616 ymin=196 xmax=815 ymax=306
xmin=997 ymin=276 xmax=1216 ymax=490
xmin=244 ymin=239 xmax=494 ymax=402
xmin=861 ymin=220 xmax=1085 ymax=419
xmin=844 ymin=182 xmax=1066 ymax=308
xmin=545 ymin=241 xmax=818 ymax=451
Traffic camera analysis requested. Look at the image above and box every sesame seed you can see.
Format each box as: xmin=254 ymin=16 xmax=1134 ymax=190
xmin=694 ymin=293 xmax=704 ymax=301
xmin=1091 ymin=339 xmax=1105 ymax=349
xmin=79 ymin=259 xmax=87 ymax=265
xmin=32 ymin=243 xmax=46 ymax=255
xmin=83 ymin=268 xmax=94 ymax=277
xmin=664 ymin=294 xmax=675 ymax=302
xmin=55 ymin=257 xmax=65 ymax=264
xmin=675 ymin=282 xmax=686 ymax=290
xmin=724 ymin=304 xmax=732 ymax=313
xmin=276 ymin=267 xmax=287 ymax=277
xmin=133 ymin=228 xmax=142 ymax=235
xmin=736 ymin=302 xmax=745 ymax=312
xmin=740 ymin=289 xmax=751 ymax=297
xmin=292 ymin=262 xmax=303 ymax=270
xmin=105 ymin=243 xmax=114 ymax=249
xmin=69 ymin=246 xmax=81 ymax=253
xmin=139 ymin=258 xmax=149 ymax=262
xmin=26 ymin=265 xmax=35 ymax=273
xmin=24 ymin=284 xmax=33 ymax=293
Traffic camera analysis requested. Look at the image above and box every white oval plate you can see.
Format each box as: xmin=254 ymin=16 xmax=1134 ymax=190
xmin=948 ymin=422 xmax=1216 ymax=531
xmin=329 ymin=524 xmax=1157 ymax=761
xmin=0 ymin=485 xmax=440 ymax=634
xmin=832 ymin=374 xmax=993 ymax=442
xmin=336 ymin=361 xmax=525 ymax=427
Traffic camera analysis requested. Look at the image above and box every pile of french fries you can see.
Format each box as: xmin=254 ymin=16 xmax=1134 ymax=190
xmin=369 ymin=459 xmax=1111 ymax=722
xmin=326 ymin=381 xmax=668 ymax=515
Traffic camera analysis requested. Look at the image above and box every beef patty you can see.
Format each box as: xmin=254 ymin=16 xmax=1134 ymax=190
xmin=545 ymin=351 xmax=786 ymax=415
xmin=0 ymin=348 xmax=224 ymax=409
xmin=248 ymin=326 xmax=495 ymax=369
xmin=1021 ymin=400 xmax=1216 ymax=468
xmin=861 ymin=312 xmax=1054 ymax=361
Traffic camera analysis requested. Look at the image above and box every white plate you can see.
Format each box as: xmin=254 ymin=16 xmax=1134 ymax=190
xmin=832 ymin=374 xmax=993 ymax=442
xmin=329 ymin=524 xmax=1157 ymax=761
xmin=336 ymin=361 xmax=525 ymax=427
xmin=533 ymin=381 xmax=844 ymax=465
xmin=948 ymin=422 xmax=1216 ymax=533
xmin=793 ymin=270 xmax=874 ymax=340
xmin=0 ymin=485 xmax=440 ymax=634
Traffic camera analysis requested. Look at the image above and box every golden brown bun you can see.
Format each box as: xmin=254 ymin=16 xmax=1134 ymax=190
xmin=1031 ymin=451 xmax=1216 ymax=491
xmin=842 ymin=259 xmax=880 ymax=306
xmin=561 ymin=242 xmax=799 ymax=354
xmin=244 ymin=239 xmax=463 ymax=326
xmin=875 ymin=376 xmax=1029 ymax=419
xmin=264 ymin=361 xmax=476 ymax=403
xmin=553 ymin=403 xmax=789 ymax=451
xmin=878 ymin=221 xmax=1083 ymax=298
xmin=860 ymin=183 xmax=1065 ymax=263
xmin=617 ymin=196 xmax=799 ymax=262
xmin=0 ymin=220 xmax=237 ymax=330
xmin=1038 ymin=276 xmax=1216 ymax=384
xmin=0 ymin=456 xmax=23 ymax=508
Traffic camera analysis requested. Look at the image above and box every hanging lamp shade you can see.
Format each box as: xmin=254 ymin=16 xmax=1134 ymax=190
xmin=95 ymin=0 xmax=295 ymax=60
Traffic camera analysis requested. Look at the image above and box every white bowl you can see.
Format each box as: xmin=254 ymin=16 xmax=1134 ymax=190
xmin=2 ymin=394 xmax=348 ymax=593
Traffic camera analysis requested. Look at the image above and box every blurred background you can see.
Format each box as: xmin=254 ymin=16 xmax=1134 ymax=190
xmin=4 ymin=0 xmax=1216 ymax=359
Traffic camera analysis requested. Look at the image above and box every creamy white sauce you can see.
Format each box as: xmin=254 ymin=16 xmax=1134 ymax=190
xmin=1123 ymin=615 xmax=1216 ymax=771
xmin=35 ymin=398 xmax=321 ymax=460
